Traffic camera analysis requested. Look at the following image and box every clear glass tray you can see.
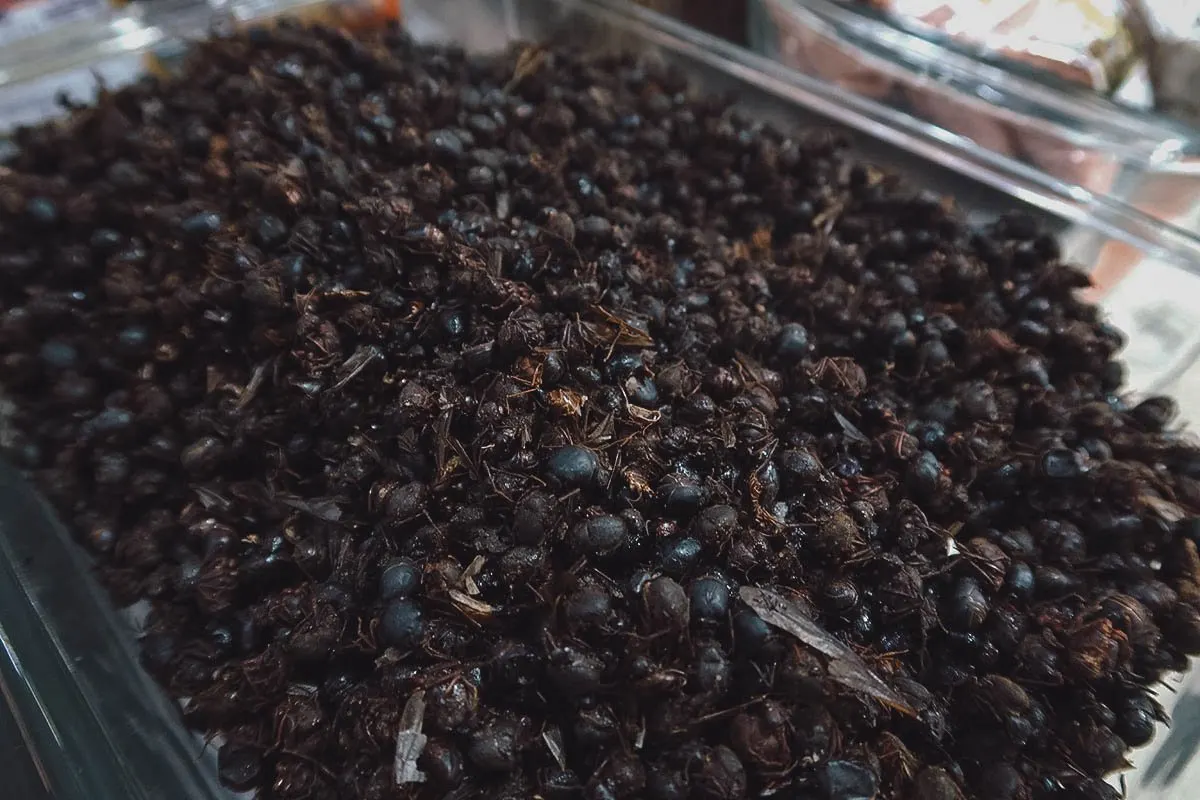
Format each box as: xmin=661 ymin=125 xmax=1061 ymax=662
xmin=749 ymin=0 xmax=1200 ymax=237
xmin=3 ymin=1 xmax=1200 ymax=798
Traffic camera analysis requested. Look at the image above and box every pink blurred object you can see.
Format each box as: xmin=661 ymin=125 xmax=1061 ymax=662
xmin=764 ymin=0 xmax=896 ymax=96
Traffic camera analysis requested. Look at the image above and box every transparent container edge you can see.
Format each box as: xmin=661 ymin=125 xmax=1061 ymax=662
xmin=1 ymin=5 xmax=1200 ymax=798
xmin=3 ymin=0 xmax=1198 ymax=276
xmin=749 ymin=0 xmax=1198 ymax=162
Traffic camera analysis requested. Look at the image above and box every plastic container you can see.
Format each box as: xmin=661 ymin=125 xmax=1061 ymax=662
xmin=749 ymin=0 xmax=1200 ymax=236
xmin=0 ymin=0 xmax=404 ymax=129
xmin=0 ymin=0 xmax=116 ymax=49
xmin=3 ymin=1 xmax=1200 ymax=798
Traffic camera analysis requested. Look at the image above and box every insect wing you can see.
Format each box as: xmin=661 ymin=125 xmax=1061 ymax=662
xmin=739 ymin=586 xmax=846 ymax=660
xmin=740 ymin=586 xmax=916 ymax=716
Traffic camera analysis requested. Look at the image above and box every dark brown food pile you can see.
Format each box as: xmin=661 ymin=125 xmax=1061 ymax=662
xmin=1 ymin=20 xmax=1198 ymax=800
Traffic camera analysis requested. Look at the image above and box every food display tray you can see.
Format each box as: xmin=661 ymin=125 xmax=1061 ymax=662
xmin=3 ymin=1 xmax=1200 ymax=798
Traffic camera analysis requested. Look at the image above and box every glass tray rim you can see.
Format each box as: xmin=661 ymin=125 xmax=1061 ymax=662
xmin=0 ymin=3 xmax=1199 ymax=799
xmin=1 ymin=0 xmax=1200 ymax=274
xmin=752 ymin=0 xmax=1199 ymax=162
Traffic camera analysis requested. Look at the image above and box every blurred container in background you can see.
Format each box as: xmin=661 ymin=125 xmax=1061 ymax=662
xmin=750 ymin=0 xmax=1198 ymax=205
xmin=749 ymin=0 xmax=1200 ymax=324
